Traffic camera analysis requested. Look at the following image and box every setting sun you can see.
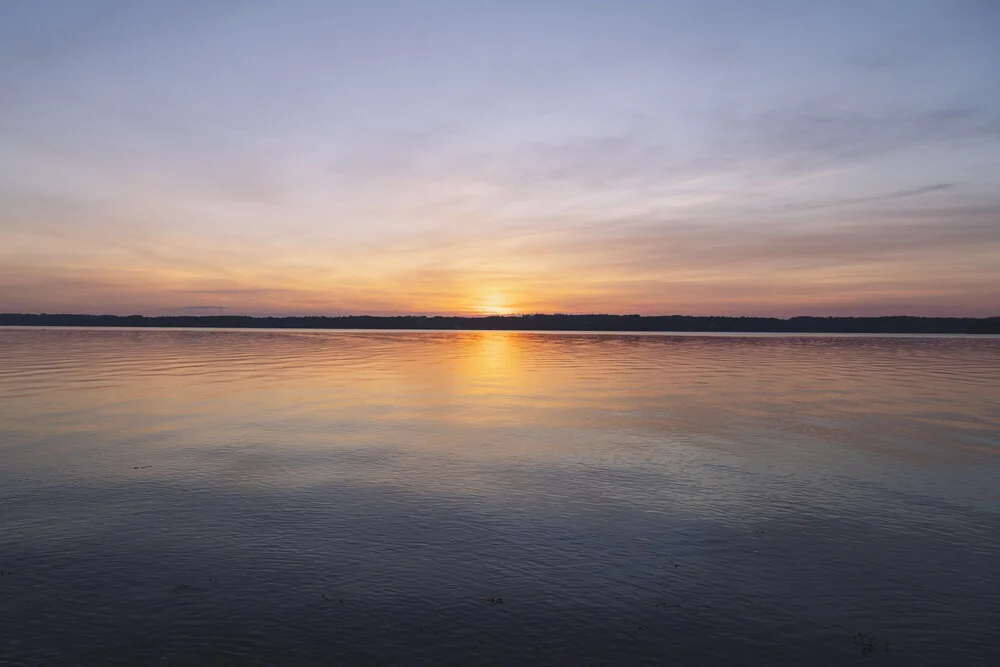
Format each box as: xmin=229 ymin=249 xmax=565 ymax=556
xmin=475 ymin=293 xmax=518 ymax=316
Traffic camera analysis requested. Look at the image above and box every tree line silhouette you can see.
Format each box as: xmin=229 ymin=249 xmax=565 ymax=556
xmin=2 ymin=313 xmax=998 ymax=333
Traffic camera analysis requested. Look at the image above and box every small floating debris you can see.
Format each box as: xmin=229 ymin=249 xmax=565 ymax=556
xmin=479 ymin=596 xmax=504 ymax=605
xmin=854 ymin=632 xmax=890 ymax=656
xmin=132 ymin=465 xmax=152 ymax=470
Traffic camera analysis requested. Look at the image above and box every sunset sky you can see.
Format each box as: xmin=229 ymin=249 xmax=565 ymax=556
xmin=2 ymin=0 xmax=998 ymax=317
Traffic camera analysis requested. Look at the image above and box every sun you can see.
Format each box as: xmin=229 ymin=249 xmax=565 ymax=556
xmin=475 ymin=292 xmax=518 ymax=316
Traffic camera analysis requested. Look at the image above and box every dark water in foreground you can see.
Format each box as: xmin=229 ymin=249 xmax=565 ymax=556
xmin=1 ymin=328 xmax=998 ymax=666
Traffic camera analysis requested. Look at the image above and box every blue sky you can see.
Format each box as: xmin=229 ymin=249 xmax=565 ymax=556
xmin=2 ymin=0 xmax=998 ymax=316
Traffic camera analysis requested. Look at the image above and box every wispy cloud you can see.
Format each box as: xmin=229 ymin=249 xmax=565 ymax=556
xmin=175 ymin=305 xmax=226 ymax=313
xmin=786 ymin=184 xmax=957 ymax=211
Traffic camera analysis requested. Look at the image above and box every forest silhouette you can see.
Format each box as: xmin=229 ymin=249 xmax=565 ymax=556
xmin=3 ymin=313 xmax=998 ymax=334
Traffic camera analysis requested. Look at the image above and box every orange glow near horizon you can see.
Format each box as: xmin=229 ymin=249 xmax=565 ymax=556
xmin=473 ymin=292 xmax=519 ymax=316
xmin=2 ymin=219 xmax=998 ymax=318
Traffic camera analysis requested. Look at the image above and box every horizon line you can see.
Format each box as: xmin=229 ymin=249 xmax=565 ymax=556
xmin=4 ymin=312 xmax=998 ymax=321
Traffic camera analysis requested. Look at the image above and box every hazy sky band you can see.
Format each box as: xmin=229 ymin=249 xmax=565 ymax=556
xmin=2 ymin=0 xmax=998 ymax=316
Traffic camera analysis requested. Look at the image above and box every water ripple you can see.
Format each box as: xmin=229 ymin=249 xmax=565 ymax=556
xmin=1 ymin=328 xmax=998 ymax=665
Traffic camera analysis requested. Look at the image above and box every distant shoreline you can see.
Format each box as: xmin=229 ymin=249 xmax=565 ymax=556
xmin=2 ymin=313 xmax=998 ymax=334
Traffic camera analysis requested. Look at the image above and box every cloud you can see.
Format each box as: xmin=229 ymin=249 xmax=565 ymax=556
xmin=692 ymin=107 xmax=1000 ymax=181
xmin=0 ymin=1 xmax=245 ymax=68
xmin=0 ymin=0 xmax=125 ymax=67
xmin=184 ymin=289 xmax=303 ymax=297
xmin=431 ymin=106 xmax=1000 ymax=220
xmin=786 ymin=184 xmax=957 ymax=211
xmin=175 ymin=305 xmax=226 ymax=313
xmin=527 ymin=204 xmax=1000 ymax=275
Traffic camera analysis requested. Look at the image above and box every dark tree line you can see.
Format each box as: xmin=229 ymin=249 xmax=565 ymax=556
xmin=2 ymin=312 xmax=998 ymax=333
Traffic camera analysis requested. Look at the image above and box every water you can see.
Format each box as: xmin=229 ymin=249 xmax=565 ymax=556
xmin=1 ymin=328 xmax=998 ymax=666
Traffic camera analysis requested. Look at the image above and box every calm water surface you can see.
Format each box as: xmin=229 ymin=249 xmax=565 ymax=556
xmin=1 ymin=328 xmax=998 ymax=666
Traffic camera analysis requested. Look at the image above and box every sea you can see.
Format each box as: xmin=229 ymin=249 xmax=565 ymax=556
xmin=1 ymin=327 xmax=998 ymax=666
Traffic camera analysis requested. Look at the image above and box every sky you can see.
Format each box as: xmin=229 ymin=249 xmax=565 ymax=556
xmin=1 ymin=0 xmax=999 ymax=317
